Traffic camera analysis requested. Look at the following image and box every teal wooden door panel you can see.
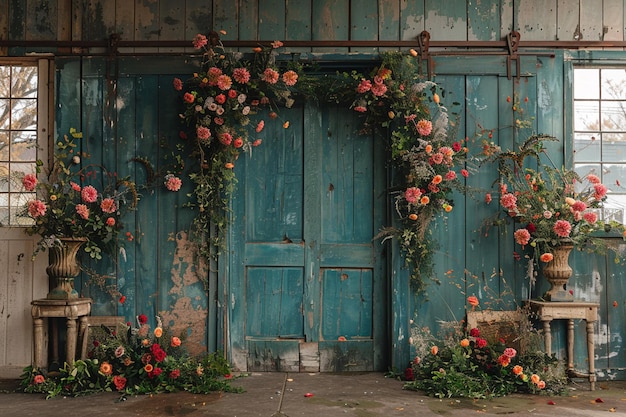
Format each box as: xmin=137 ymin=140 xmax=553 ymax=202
xmin=246 ymin=267 xmax=304 ymax=338
xmin=321 ymin=268 xmax=373 ymax=339
xmin=230 ymin=104 xmax=386 ymax=372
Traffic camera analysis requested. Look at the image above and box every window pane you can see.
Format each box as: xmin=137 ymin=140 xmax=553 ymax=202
xmin=10 ymin=99 xmax=37 ymax=129
xmin=0 ymin=67 xmax=9 ymax=97
xmin=0 ymin=131 xmax=8 ymax=161
xmin=11 ymin=131 xmax=37 ymax=161
xmin=602 ymin=164 xmax=626 ymax=193
xmin=573 ymin=132 xmax=600 ymax=161
xmin=601 ymin=69 xmax=626 ymax=100
xmin=0 ymin=163 xmax=8 ymax=192
xmin=602 ymin=132 xmax=626 ymax=162
xmin=574 ymin=68 xmax=599 ymax=99
xmin=11 ymin=66 xmax=38 ymax=98
xmin=574 ymin=163 xmax=601 ymax=180
xmin=600 ymin=101 xmax=626 ymax=131
xmin=574 ymin=100 xmax=599 ymax=131
xmin=0 ymin=99 xmax=9 ymax=129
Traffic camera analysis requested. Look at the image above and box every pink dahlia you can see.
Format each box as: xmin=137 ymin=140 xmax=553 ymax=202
xmin=594 ymin=183 xmax=608 ymax=199
xmin=76 ymin=204 xmax=90 ymax=220
xmin=514 ymin=228 xmax=531 ymax=246
xmin=553 ymin=219 xmax=572 ymax=237
xmin=416 ymin=119 xmax=432 ymax=136
xmin=500 ymin=193 xmax=517 ymax=210
xmin=583 ymin=211 xmax=598 ymax=224
xmin=262 ymin=68 xmax=279 ymax=84
xmin=282 ymin=70 xmax=298 ymax=86
xmin=81 ymin=185 xmax=98 ymax=203
xmin=165 ymin=176 xmax=182 ymax=192
xmin=27 ymin=199 xmax=47 ymax=218
xmin=232 ymin=67 xmax=251 ymax=84
xmin=100 ymin=198 xmax=117 ymax=213
xmin=192 ymin=34 xmax=207 ymax=49
xmin=22 ymin=173 xmax=38 ymax=191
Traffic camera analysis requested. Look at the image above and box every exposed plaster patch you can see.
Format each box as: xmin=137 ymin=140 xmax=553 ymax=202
xmin=158 ymin=231 xmax=208 ymax=356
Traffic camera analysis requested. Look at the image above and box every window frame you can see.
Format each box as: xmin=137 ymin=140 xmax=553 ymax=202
xmin=0 ymin=58 xmax=52 ymax=228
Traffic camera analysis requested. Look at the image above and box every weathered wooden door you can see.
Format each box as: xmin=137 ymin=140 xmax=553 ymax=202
xmin=228 ymin=104 xmax=387 ymax=372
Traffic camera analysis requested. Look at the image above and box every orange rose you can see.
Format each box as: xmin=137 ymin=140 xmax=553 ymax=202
xmin=460 ymin=338 xmax=470 ymax=347
xmin=530 ymin=374 xmax=540 ymax=384
xmin=144 ymin=363 xmax=154 ymax=373
xmin=171 ymin=336 xmax=182 ymax=347
xmin=432 ymin=175 xmax=442 ymax=185
xmin=420 ymin=196 xmax=430 ymax=205
xmin=225 ymin=162 xmax=235 ymax=169
xmin=430 ymin=345 xmax=439 ymax=355
xmin=512 ymin=365 xmax=523 ymax=375
xmin=540 ymin=253 xmax=554 ymax=263
xmin=408 ymin=213 xmax=418 ymax=221
xmin=154 ymin=327 xmax=163 ymax=338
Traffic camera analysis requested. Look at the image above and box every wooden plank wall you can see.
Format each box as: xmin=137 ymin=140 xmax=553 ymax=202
xmin=1 ymin=0 xmax=626 ymax=377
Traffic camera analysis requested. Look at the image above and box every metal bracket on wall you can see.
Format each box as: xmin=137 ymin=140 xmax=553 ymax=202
xmin=506 ymin=31 xmax=521 ymax=80
xmin=417 ymin=31 xmax=432 ymax=79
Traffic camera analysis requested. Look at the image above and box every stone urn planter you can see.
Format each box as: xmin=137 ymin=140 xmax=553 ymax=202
xmin=45 ymin=237 xmax=87 ymax=299
xmin=542 ymin=243 xmax=574 ymax=302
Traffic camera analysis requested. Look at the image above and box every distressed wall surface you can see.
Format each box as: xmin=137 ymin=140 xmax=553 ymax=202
xmin=1 ymin=0 xmax=626 ymax=377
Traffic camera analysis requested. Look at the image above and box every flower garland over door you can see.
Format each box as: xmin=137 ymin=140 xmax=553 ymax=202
xmin=173 ymin=31 xmax=468 ymax=293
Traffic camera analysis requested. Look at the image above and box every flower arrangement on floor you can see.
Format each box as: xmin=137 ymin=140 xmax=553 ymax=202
xmin=404 ymin=305 xmax=567 ymax=399
xmin=174 ymin=31 xmax=468 ymax=292
xmin=481 ymin=134 xmax=626 ymax=291
xmin=20 ymin=128 xmax=138 ymax=260
xmin=20 ymin=314 xmax=239 ymax=398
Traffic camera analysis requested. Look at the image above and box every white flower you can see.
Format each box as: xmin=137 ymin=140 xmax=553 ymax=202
xmin=242 ymin=106 xmax=250 ymax=115
xmin=237 ymin=94 xmax=247 ymax=104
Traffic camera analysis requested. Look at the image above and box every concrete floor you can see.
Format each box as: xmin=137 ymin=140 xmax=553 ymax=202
xmin=2 ymin=372 xmax=626 ymax=416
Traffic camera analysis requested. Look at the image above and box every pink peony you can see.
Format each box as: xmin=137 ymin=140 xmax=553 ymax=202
xmin=357 ymin=79 xmax=372 ymax=93
xmin=197 ymin=126 xmax=211 ymax=140
xmin=445 ymin=171 xmax=457 ymax=181
xmin=172 ymin=78 xmax=183 ymax=91
xmin=22 ymin=173 xmax=38 ymax=191
xmin=370 ymin=82 xmax=387 ymax=97
xmin=183 ymin=92 xmax=195 ymax=103
xmin=583 ymin=211 xmax=598 ymax=224
xmin=353 ymin=106 xmax=367 ymax=113
xmin=571 ymin=200 xmax=587 ymax=212
xmin=81 ymin=185 xmax=98 ymax=203
xmin=256 ymin=120 xmax=265 ymax=133
xmin=106 ymin=217 xmax=116 ymax=226
xmin=28 ymin=199 xmax=47 ymax=218
xmin=219 ymin=132 xmax=233 ymax=146
xmin=404 ymin=187 xmax=422 ymax=204
xmin=192 ymin=34 xmax=207 ymax=49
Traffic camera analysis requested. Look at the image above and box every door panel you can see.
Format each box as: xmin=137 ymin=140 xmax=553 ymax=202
xmin=230 ymin=104 xmax=386 ymax=372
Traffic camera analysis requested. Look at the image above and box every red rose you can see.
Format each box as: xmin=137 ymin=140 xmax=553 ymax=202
xmin=138 ymin=314 xmax=148 ymax=324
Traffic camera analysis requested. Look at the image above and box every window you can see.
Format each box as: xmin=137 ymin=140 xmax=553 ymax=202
xmin=573 ymin=67 xmax=626 ymax=223
xmin=0 ymin=62 xmax=41 ymax=226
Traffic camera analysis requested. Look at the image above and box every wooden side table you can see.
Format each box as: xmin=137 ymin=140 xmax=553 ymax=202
xmin=31 ymin=298 xmax=92 ymax=369
xmin=526 ymin=300 xmax=599 ymax=390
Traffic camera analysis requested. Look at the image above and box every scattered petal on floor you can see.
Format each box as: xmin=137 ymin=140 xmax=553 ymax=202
xmin=547 ymin=400 xmax=556 ymax=405
xmin=595 ymin=398 xmax=604 ymax=403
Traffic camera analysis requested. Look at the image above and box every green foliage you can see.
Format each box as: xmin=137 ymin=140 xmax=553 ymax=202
xmin=405 ymin=320 xmax=568 ymax=399
xmin=20 ymin=315 xmax=241 ymax=399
